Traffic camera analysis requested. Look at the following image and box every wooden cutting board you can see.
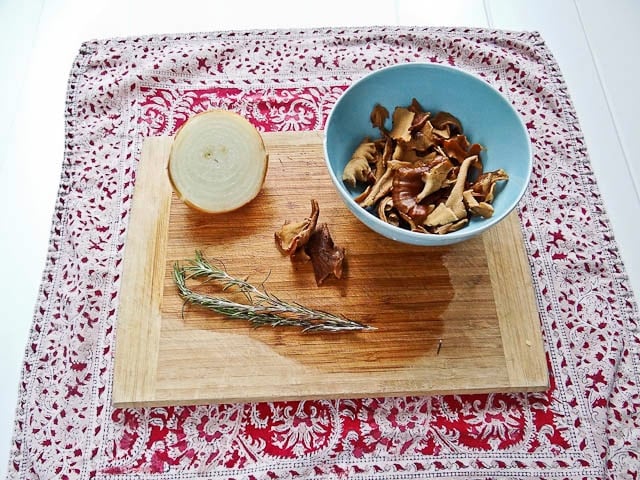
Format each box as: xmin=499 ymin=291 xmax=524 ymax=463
xmin=112 ymin=131 xmax=548 ymax=408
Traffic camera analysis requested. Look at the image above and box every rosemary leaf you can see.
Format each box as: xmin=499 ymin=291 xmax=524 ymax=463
xmin=173 ymin=251 xmax=375 ymax=333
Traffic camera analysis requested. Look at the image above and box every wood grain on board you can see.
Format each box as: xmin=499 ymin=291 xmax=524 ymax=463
xmin=112 ymin=131 xmax=548 ymax=407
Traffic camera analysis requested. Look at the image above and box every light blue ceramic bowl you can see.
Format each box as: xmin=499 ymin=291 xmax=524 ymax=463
xmin=323 ymin=62 xmax=532 ymax=246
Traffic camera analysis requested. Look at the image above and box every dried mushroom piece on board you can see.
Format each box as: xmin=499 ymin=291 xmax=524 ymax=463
xmin=274 ymin=200 xmax=346 ymax=286
xmin=341 ymin=98 xmax=509 ymax=234
xmin=275 ymin=199 xmax=319 ymax=257
xmin=304 ymin=223 xmax=346 ymax=286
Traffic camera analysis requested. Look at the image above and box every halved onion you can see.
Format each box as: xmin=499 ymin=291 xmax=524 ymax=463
xmin=168 ymin=110 xmax=268 ymax=213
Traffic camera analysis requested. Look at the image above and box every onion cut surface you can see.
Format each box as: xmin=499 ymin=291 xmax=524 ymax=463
xmin=168 ymin=110 xmax=268 ymax=213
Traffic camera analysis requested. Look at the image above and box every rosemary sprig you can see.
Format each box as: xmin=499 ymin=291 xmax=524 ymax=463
xmin=173 ymin=251 xmax=374 ymax=333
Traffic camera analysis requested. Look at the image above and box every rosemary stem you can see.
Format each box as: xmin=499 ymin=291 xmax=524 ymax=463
xmin=173 ymin=251 xmax=374 ymax=333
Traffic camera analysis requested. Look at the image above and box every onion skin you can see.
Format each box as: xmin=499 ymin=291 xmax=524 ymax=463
xmin=167 ymin=110 xmax=268 ymax=214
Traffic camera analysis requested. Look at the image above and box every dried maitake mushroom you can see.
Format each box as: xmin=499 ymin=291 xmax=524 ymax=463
xmin=341 ymin=99 xmax=509 ymax=235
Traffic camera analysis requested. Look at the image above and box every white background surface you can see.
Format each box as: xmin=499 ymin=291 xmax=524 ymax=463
xmin=1 ymin=0 xmax=638 ymax=473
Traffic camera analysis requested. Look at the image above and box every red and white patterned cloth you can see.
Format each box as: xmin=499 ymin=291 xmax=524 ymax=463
xmin=6 ymin=27 xmax=640 ymax=479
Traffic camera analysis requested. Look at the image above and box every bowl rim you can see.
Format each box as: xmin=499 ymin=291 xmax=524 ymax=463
xmin=322 ymin=61 xmax=533 ymax=244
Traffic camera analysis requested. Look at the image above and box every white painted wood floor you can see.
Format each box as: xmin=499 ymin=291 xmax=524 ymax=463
xmin=1 ymin=0 xmax=638 ymax=472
